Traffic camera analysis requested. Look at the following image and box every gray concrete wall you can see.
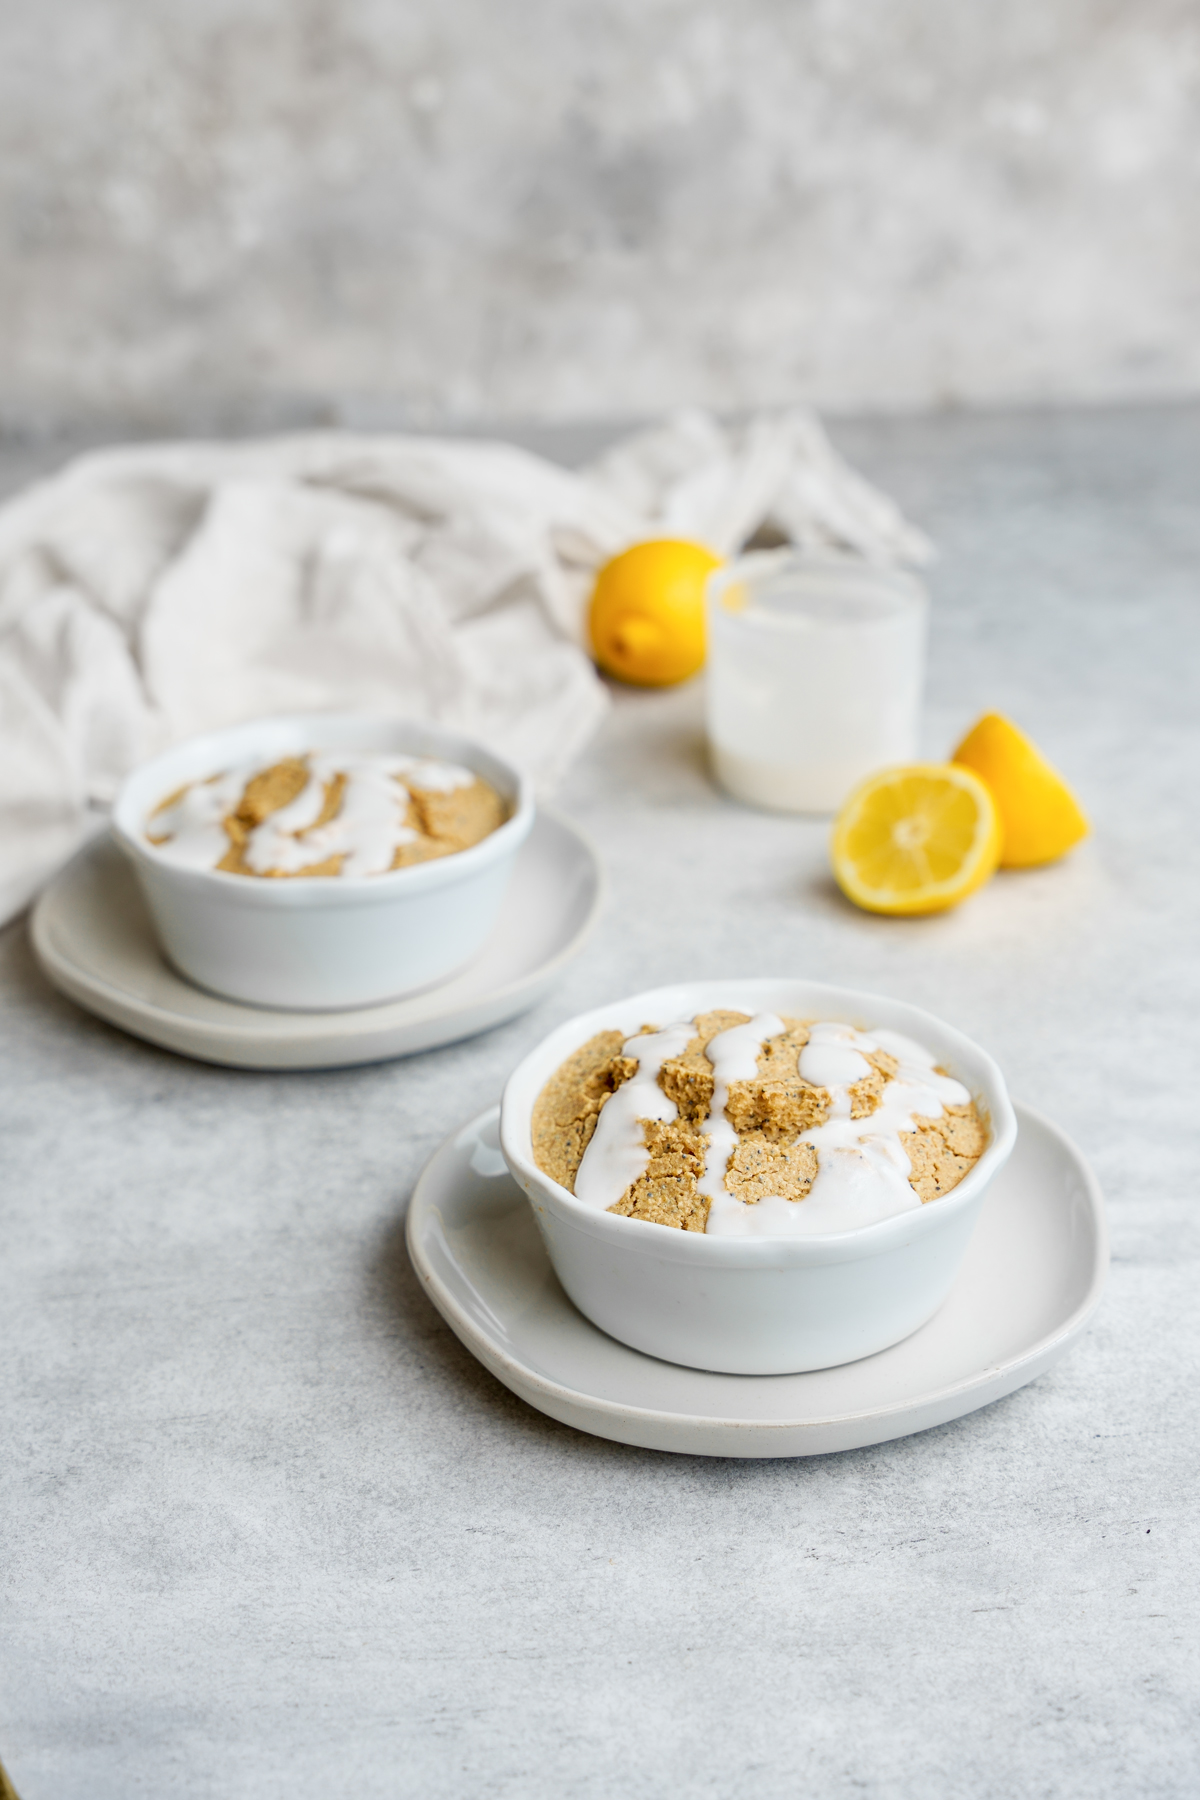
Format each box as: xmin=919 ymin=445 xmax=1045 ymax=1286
xmin=2 ymin=0 xmax=1198 ymax=434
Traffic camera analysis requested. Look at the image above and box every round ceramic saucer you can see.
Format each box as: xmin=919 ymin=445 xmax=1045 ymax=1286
xmin=30 ymin=813 xmax=603 ymax=1071
xmin=407 ymin=1103 xmax=1107 ymax=1458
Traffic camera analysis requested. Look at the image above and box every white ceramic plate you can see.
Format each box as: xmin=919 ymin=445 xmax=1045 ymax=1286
xmin=407 ymin=1102 xmax=1107 ymax=1458
xmin=30 ymin=813 xmax=604 ymax=1070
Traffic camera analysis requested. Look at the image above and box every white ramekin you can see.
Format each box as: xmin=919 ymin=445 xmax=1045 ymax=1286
xmin=500 ymin=979 xmax=1018 ymax=1375
xmin=112 ymin=714 xmax=534 ymax=1011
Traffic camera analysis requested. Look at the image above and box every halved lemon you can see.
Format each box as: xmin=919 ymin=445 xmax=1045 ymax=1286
xmin=952 ymin=712 xmax=1089 ymax=868
xmin=831 ymin=763 xmax=1002 ymax=916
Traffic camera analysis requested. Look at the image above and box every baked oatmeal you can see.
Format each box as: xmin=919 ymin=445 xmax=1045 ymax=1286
xmin=146 ymin=750 xmax=506 ymax=879
xmin=532 ymin=1011 xmax=987 ymax=1236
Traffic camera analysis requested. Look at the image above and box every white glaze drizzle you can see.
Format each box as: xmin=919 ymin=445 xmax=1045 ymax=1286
xmin=797 ymin=1031 xmax=872 ymax=1095
xmin=241 ymin=751 xmax=418 ymax=877
xmin=147 ymin=749 xmax=479 ymax=878
xmin=572 ymin=1023 xmax=696 ymax=1211
xmin=707 ymin=1019 xmax=971 ymax=1237
xmin=698 ymin=1014 xmax=786 ymax=1233
xmin=144 ymin=765 xmax=258 ymax=871
xmin=567 ymin=1010 xmax=974 ymax=1238
xmin=404 ymin=759 xmax=479 ymax=795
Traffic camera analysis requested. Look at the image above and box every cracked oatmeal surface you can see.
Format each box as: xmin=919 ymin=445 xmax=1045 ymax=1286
xmin=147 ymin=753 xmax=507 ymax=877
xmin=532 ymin=1012 xmax=988 ymax=1232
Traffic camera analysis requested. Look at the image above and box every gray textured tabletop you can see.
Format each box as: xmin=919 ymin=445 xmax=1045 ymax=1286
xmin=2 ymin=405 xmax=1198 ymax=1800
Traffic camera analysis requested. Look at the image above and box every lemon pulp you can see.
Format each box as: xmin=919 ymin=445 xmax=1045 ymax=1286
xmin=832 ymin=764 xmax=1002 ymax=916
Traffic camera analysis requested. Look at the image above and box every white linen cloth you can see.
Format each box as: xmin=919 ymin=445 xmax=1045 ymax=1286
xmin=0 ymin=408 xmax=931 ymax=924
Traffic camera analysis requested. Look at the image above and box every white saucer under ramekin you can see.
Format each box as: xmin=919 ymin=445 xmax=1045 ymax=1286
xmin=406 ymin=1103 xmax=1107 ymax=1458
xmin=29 ymin=813 xmax=603 ymax=1070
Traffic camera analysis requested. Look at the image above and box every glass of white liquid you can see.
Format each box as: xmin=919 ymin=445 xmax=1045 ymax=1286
xmin=705 ymin=550 xmax=929 ymax=815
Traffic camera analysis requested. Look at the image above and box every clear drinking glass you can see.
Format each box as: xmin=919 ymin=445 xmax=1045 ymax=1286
xmin=705 ymin=550 xmax=929 ymax=815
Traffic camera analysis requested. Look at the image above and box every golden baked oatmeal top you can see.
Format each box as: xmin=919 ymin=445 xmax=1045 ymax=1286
xmin=146 ymin=750 xmax=507 ymax=879
xmin=533 ymin=1010 xmax=986 ymax=1237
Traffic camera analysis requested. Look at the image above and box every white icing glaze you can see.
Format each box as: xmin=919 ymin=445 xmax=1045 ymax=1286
xmin=403 ymin=759 xmax=478 ymax=794
xmin=145 ymin=766 xmax=257 ymax=871
xmin=147 ymin=749 xmax=480 ymax=878
xmin=241 ymin=752 xmax=420 ymax=878
xmin=708 ymin=1017 xmax=971 ymax=1236
xmin=698 ymin=1014 xmax=786 ymax=1234
xmin=573 ymin=1023 xmax=696 ymax=1210
xmin=566 ymin=1010 xmax=976 ymax=1238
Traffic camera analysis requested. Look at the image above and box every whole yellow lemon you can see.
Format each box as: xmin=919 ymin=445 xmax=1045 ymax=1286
xmin=588 ymin=539 xmax=723 ymax=687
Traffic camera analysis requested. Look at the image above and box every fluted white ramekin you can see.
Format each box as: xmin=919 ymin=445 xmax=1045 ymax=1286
xmin=500 ymin=979 xmax=1017 ymax=1375
xmin=113 ymin=714 xmax=534 ymax=1011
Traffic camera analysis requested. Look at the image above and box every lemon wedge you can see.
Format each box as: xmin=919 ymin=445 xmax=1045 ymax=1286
xmin=952 ymin=712 xmax=1089 ymax=868
xmin=589 ymin=539 xmax=722 ymax=687
xmin=832 ymin=764 xmax=1002 ymax=916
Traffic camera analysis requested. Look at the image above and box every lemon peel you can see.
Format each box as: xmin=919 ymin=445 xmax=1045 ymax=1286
xmin=952 ymin=712 xmax=1089 ymax=868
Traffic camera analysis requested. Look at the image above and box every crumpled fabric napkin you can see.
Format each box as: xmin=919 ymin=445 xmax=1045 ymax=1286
xmin=0 ymin=407 xmax=931 ymax=924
